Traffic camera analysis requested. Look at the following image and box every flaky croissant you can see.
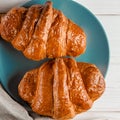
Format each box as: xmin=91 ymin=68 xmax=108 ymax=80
xmin=0 ymin=1 xmax=86 ymax=61
xmin=18 ymin=58 xmax=105 ymax=119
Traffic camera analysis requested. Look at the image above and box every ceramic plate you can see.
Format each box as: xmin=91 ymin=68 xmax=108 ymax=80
xmin=0 ymin=0 xmax=109 ymax=105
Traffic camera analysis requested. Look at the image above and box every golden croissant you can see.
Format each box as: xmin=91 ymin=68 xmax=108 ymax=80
xmin=0 ymin=1 xmax=86 ymax=61
xmin=18 ymin=58 xmax=105 ymax=119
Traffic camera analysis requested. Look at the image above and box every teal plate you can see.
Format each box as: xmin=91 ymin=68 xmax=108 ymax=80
xmin=0 ymin=0 xmax=109 ymax=105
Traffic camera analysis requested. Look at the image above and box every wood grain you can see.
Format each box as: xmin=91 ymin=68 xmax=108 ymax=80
xmin=75 ymin=0 xmax=120 ymax=14
xmin=75 ymin=111 xmax=120 ymax=119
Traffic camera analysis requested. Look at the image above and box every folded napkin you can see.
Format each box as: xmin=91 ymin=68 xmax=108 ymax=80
xmin=0 ymin=0 xmax=30 ymax=13
xmin=0 ymin=85 xmax=53 ymax=120
xmin=0 ymin=86 xmax=32 ymax=120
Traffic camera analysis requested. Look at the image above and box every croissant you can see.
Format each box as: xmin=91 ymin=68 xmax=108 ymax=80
xmin=18 ymin=58 xmax=105 ymax=119
xmin=0 ymin=1 xmax=86 ymax=61
xmin=0 ymin=13 xmax=4 ymax=34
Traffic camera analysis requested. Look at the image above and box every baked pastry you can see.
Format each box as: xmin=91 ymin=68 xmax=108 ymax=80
xmin=0 ymin=1 xmax=86 ymax=61
xmin=0 ymin=14 xmax=4 ymax=35
xmin=18 ymin=58 xmax=105 ymax=119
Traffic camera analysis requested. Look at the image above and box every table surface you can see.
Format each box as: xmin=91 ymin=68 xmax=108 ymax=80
xmin=74 ymin=0 xmax=120 ymax=119
xmin=0 ymin=0 xmax=120 ymax=120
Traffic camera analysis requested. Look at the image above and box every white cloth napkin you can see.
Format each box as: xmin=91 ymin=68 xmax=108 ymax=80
xmin=0 ymin=0 xmax=30 ymax=13
xmin=0 ymin=86 xmax=32 ymax=120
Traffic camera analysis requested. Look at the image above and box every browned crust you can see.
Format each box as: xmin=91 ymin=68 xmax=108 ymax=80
xmin=0 ymin=14 xmax=5 ymax=35
xmin=0 ymin=1 xmax=86 ymax=60
xmin=18 ymin=58 xmax=105 ymax=119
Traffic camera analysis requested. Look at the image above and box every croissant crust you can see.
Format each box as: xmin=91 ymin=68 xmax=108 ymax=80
xmin=18 ymin=58 xmax=105 ymax=119
xmin=0 ymin=1 xmax=86 ymax=60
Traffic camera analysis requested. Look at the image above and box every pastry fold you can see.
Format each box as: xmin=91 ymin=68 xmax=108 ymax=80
xmin=0 ymin=1 xmax=86 ymax=61
xmin=18 ymin=58 xmax=105 ymax=119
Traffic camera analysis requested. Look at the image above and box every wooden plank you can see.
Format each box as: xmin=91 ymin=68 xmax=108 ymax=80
xmin=75 ymin=0 xmax=120 ymax=14
xmin=97 ymin=16 xmax=120 ymax=57
xmin=75 ymin=111 xmax=120 ymax=119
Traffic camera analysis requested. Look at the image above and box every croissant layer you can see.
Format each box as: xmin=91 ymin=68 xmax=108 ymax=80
xmin=0 ymin=1 xmax=86 ymax=61
xmin=18 ymin=58 xmax=105 ymax=119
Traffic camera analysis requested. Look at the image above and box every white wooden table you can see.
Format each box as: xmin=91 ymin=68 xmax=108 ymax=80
xmin=74 ymin=0 xmax=120 ymax=119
